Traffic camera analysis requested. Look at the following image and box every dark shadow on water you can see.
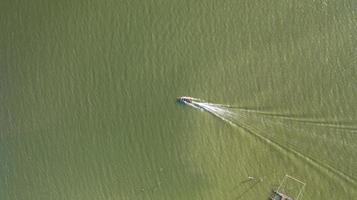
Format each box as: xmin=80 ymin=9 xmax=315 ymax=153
xmin=234 ymin=180 xmax=261 ymax=200
xmin=231 ymin=177 xmax=264 ymax=200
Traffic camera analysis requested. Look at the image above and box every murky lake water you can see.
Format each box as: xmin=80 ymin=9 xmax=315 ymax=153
xmin=1 ymin=0 xmax=356 ymax=199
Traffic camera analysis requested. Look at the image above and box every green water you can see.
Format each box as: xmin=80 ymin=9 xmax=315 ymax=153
xmin=1 ymin=0 xmax=356 ymax=199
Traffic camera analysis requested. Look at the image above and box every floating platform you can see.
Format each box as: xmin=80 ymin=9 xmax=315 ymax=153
xmin=270 ymin=175 xmax=306 ymax=200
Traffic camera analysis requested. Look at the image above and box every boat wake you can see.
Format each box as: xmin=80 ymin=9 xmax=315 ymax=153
xmin=179 ymin=97 xmax=357 ymax=187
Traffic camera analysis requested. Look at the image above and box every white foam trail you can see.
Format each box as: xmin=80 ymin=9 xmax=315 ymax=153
xmin=189 ymin=102 xmax=238 ymax=126
xmin=184 ymin=99 xmax=357 ymax=186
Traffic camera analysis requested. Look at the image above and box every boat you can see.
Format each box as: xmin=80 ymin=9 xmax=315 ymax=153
xmin=176 ymin=96 xmax=194 ymax=104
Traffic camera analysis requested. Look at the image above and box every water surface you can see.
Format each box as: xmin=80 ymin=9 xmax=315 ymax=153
xmin=1 ymin=0 xmax=356 ymax=199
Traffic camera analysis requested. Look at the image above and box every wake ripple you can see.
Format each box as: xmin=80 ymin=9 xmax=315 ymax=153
xmin=185 ymin=100 xmax=357 ymax=186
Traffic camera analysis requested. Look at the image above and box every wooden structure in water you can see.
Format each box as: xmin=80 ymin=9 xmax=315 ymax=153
xmin=270 ymin=191 xmax=294 ymax=200
xmin=269 ymin=175 xmax=306 ymax=200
